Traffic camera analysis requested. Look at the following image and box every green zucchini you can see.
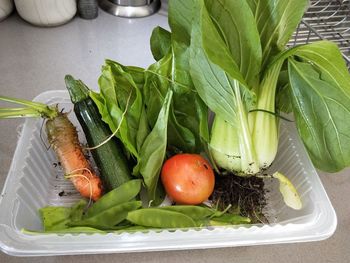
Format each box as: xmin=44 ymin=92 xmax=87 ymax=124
xmin=65 ymin=75 xmax=132 ymax=191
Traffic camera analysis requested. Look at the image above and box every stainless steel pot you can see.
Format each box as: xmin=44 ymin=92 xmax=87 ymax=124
xmin=99 ymin=0 xmax=161 ymax=18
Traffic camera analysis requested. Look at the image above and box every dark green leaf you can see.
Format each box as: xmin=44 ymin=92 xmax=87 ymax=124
xmin=91 ymin=61 xmax=150 ymax=159
xmin=189 ymin=1 xmax=256 ymax=124
xmin=249 ymin=0 xmax=309 ymax=67
xmin=203 ymin=0 xmax=262 ymax=88
xmin=167 ymin=0 xmax=210 ymax=152
xmin=168 ymin=0 xmax=194 ymax=46
xmin=288 ymin=58 xmax=350 ymax=172
xmin=144 ymin=53 xmax=172 ymax=127
xmin=276 ymin=83 xmax=293 ymax=114
xmin=144 ymin=51 xmax=207 ymax=153
xmin=138 ymin=90 xmax=173 ymax=201
xmin=150 ymin=26 xmax=171 ymax=61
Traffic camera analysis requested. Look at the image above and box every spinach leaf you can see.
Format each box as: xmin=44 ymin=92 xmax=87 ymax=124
xmin=168 ymin=0 xmax=209 ymax=151
xmin=150 ymin=26 xmax=171 ymax=61
xmin=91 ymin=61 xmax=150 ymax=159
xmin=143 ymin=53 xmax=172 ymax=127
xmin=146 ymin=37 xmax=208 ymax=152
xmin=143 ymin=52 xmax=195 ymax=153
xmin=138 ymin=90 xmax=173 ymax=201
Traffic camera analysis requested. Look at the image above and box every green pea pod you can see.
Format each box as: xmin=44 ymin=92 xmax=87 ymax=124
xmin=39 ymin=206 xmax=71 ymax=231
xmin=194 ymin=218 xmax=210 ymax=227
xmin=22 ymin=227 xmax=106 ymax=235
xmin=70 ymin=199 xmax=88 ymax=221
xmin=39 ymin=199 xmax=88 ymax=231
xmin=84 ymin=179 xmax=142 ymax=218
xmin=210 ymin=214 xmax=251 ymax=225
xmin=114 ymin=225 xmax=153 ymax=234
xmin=209 ymin=220 xmax=232 ymax=226
xmin=70 ymin=201 xmax=142 ymax=229
xmin=160 ymin=205 xmax=215 ymax=220
xmin=126 ymin=208 xmax=197 ymax=228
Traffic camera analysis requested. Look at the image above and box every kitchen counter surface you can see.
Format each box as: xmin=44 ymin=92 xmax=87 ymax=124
xmin=1 ymin=6 xmax=350 ymax=263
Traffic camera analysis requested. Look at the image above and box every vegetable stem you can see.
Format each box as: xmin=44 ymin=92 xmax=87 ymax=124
xmin=0 ymin=95 xmax=58 ymax=119
xmin=251 ymin=61 xmax=283 ymax=169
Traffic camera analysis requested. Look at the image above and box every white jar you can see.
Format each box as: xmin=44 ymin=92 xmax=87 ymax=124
xmin=0 ymin=0 xmax=14 ymax=22
xmin=14 ymin=0 xmax=77 ymax=27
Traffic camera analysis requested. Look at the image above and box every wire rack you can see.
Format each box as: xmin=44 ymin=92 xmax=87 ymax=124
xmin=289 ymin=0 xmax=350 ymax=68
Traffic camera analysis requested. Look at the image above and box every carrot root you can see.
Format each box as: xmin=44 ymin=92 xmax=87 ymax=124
xmin=46 ymin=113 xmax=103 ymax=201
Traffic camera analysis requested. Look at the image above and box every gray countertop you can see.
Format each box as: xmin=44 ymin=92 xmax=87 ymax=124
xmin=1 ymin=6 xmax=350 ymax=263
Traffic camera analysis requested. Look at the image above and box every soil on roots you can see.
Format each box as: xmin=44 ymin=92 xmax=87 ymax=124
xmin=210 ymin=173 xmax=268 ymax=224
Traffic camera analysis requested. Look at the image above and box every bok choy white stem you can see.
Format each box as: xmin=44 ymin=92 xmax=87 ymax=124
xmin=251 ymin=61 xmax=284 ymax=170
xmin=210 ymin=79 xmax=259 ymax=176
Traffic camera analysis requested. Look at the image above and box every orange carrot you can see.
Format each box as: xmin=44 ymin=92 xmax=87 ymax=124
xmin=46 ymin=113 xmax=103 ymax=201
xmin=0 ymin=95 xmax=103 ymax=201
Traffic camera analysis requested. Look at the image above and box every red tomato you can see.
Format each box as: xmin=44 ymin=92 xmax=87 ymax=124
xmin=161 ymin=154 xmax=215 ymax=205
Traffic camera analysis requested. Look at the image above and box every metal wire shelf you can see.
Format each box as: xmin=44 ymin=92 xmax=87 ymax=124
xmin=289 ymin=0 xmax=350 ymax=67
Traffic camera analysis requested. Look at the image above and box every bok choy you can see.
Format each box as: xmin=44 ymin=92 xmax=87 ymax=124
xmin=168 ymin=0 xmax=350 ymax=176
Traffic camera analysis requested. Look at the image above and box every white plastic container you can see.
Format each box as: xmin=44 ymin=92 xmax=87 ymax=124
xmin=0 ymin=91 xmax=337 ymax=256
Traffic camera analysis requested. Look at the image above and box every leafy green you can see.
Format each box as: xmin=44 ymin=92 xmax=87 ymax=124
xmin=247 ymin=0 xmax=309 ymax=68
xmin=137 ymin=90 xmax=173 ymax=201
xmin=189 ymin=0 xmax=256 ymax=125
xmin=288 ymin=59 xmax=350 ymax=172
xmin=203 ymin=0 xmax=262 ymax=88
xmin=143 ymin=53 xmax=172 ymax=126
xmin=167 ymin=0 xmax=210 ymax=151
xmin=276 ymin=70 xmax=293 ymax=113
xmin=171 ymin=0 xmax=350 ymax=174
xmin=150 ymin=26 xmax=171 ymax=61
xmin=92 ymin=43 xmax=206 ymax=196
xmin=143 ymin=53 xmax=196 ymax=153
xmin=91 ymin=61 xmax=150 ymax=159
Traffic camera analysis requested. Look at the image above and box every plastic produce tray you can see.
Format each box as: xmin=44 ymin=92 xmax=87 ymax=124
xmin=0 ymin=91 xmax=337 ymax=256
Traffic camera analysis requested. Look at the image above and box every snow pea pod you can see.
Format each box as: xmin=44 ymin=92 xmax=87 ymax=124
xmin=70 ymin=201 xmax=142 ymax=229
xmin=113 ymin=225 xmax=154 ymax=234
xmin=22 ymin=227 xmax=106 ymax=235
xmin=70 ymin=199 xmax=88 ymax=221
xmin=84 ymin=179 xmax=142 ymax=218
xmin=160 ymin=205 xmax=215 ymax=220
xmin=126 ymin=208 xmax=197 ymax=228
xmin=210 ymin=214 xmax=251 ymax=225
